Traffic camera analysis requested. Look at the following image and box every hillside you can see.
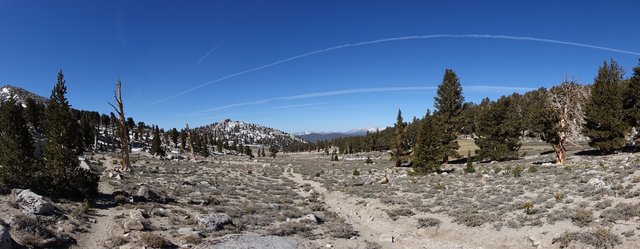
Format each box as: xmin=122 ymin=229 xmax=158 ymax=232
xmin=193 ymin=119 xmax=308 ymax=149
xmin=0 ymin=84 xmax=48 ymax=106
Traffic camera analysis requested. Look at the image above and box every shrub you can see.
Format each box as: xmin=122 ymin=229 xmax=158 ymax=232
xmin=267 ymin=222 xmax=311 ymax=237
xmin=464 ymin=161 xmax=475 ymax=174
xmin=552 ymin=228 xmax=621 ymax=248
xmin=528 ymin=165 xmax=538 ymax=173
xmin=417 ymin=217 xmax=441 ymax=228
xmin=553 ymin=192 xmax=564 ymax=202
xmin=452 ymin=210 xmax=496 ymax=227
xmin=513 ymin=165 xmax=523 ymax=177
xmin=522 ymin=201 xmax=534 ymax=215
xmin=141 ymin=233 xmax=173 ymax=248
xmin=327 ymin=223 xmax=358 ymax=238
xmin=353 ymin=169 xmax=360 ymax=176
xmin=183 ymin=234 xmax=202 ymax=245
xmin=572 ymin=209 xmax=593 ymax=227
xmin=365 ymin=156 xmax=373 ymax=164
xmin=114 ymin=195 xmax=128 ymax=204
xmin=385 ymin=208 xmax=415 ymax=221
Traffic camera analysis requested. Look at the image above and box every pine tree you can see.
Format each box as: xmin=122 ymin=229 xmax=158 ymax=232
xmin=43 ymin=70 xmax=98 ymax=197
xmin=391 ymin=109 xmax=409 ymax=167
xmin=169 ymin=128 xmax=179 ymax=147
xmin=583 ymin=60 xmax=626 ymax=153
xmin=463 ymin=150 xmax=475 ymax=173
xmin=433 ymin=69 xmax=464 ymax=163
xmin=150 ymin=125 xmax=164 ymax=156
xmin=23 ymin=97 xmax=45 ymax=134
xmin=199 ymin=136 xmax=209 ymax=158
xmin=623 ymin=60 xmax=640 ymax=146
xmin=474 ymin=96 xmax=522 ymax=161
xmin=269 ymin=146 xmax=278 ymax=158
xmin=0 ymin=96 xmax=37 ymax=190
xmin=411 ymin=111 xmax=445 ymax=173
xmin=216 ymin=139 xmax=223 ymax=153
xmin=244 ymin=146 xmax=253 ymax=158
xmin=330 ymin=148 xmax=339 ymax=161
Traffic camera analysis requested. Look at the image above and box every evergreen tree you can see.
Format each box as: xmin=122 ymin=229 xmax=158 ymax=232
xmin=623 ymin=60 xmax=640 ymax=145
xmin=169 ymin=128 xmax=179 ymax=147
xmin=583 ymin=60 xmax=626 ymax=153
xmin=0 ymin=96 xmax=37 ymax=190
xmin=433 ymin=69 xmax=464 ymax=162
xmin=43 ymin=71 xmax=98 ymax=197
xmin=391 ymin=109 xmax=409 ymax=167
xmin=216 ymin=139 xmax=223 ymax=153
xmin=23 ymin=97 xmax=45 ymax=133
xmin=238 ymin=144 xmax=244 ymax=155
xmin=269 ymin=146 xmax=278 ymax=158
xmin=463 ymin=150 xmax=475 ymax=173
xmin=199 ymin=136 xmax=209 ymax=158
xmin=474 ymin=96 xmax=522 ymax=161
xmin=150 ymin=125 xmax=165 ymax=156
xmin=411 ymin=111 xmax=445 ymax=173
xmin=330 ymin=149 xmax=339 ymax=161
xmin=261 ymin=148 xmax=266 ymax=157
xmin=244 ymin=146 xmax=253 ymax=158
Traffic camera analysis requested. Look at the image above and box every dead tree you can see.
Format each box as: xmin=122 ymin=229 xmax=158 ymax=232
xmin=109 ymin=80 xmax=132 ymax=171
xmin=549 ymin=81 xmax=589 ymax=165
xmin=185 ymin=123 xmax=196 ymax=160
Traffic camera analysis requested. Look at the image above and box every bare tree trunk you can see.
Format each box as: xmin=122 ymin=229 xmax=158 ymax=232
xmin=94 ymin=125 xmax=99 ymax=152
xmin=186 ymin=123 xmax=196 ymax=160
xmin=553 ymin=143 xmax=566 ymax=165
xmin=109 ymin=80 xmax=131 ymax=171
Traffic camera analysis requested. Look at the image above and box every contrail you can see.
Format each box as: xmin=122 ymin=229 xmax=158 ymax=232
xmin=191 ymin=85 xmax=535 ymax=113
xmin=150 ymin=34 xmax=639 ymax=104
xmin=195 ymin=40 xmax=225 ymax=66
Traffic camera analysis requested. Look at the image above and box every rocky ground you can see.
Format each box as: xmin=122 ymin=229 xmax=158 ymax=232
xmin=1 ymin=144 xmax=639 ymax=248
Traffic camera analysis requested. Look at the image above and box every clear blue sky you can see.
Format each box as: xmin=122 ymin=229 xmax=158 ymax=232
xmin=1 ymin=0 xmax=639 ymax=133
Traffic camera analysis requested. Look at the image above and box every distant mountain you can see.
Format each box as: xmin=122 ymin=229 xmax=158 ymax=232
xmin=0 ymin=84 xmax=48 ymax=107
xmin=296 ymin=127 xmax=380 ymax=143
xmin=194 ymin=119 xmax=308 ymax=148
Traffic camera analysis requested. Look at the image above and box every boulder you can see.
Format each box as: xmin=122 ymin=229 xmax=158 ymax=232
xmin=136 ymin=186 xmax=150 ymax=199
xmin=122 ymin=209 xmax=146 ymax=231
xmin=0 ymin=224 xmax=12 ymax=249
xmin=288 ymin=214 xmax=319 ymax=224
xmin=79 ymin=160 xmax=91 ymax=170
xmin=178 ymin=227 xmax=201 ymax=236
xmin=129 ymin=209 xmax=145 ymax=221
xmin=587 ymin=178 xmax=606 ymax=188
xmin=195 ymin=213 xmax=232 ymax=231
xmin=12 ymin=189 xmax=54 ymax=215
xmin=134 ymin=186 xmax=166 ymax=203
xmin=123 ymin=220 xmax=144 ymax=231
xmin=379 ymin=234 xmax=394 ymax=243
xmin=378 ymin=176 xmax=389 ymax=184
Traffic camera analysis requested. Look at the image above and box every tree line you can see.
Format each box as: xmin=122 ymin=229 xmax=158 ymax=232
xmin=318 ymin=59 xmax=640 ymax=173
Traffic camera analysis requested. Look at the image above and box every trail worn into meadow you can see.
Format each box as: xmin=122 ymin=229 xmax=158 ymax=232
xmin=283 ymin=167 xmax=467 ymax=249
xmin=74 ymin=156 xmax=122 ymax=249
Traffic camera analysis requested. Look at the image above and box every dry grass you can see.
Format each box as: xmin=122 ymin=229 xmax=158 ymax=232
xmin=552 ymin=228 xmax=621 ymax=248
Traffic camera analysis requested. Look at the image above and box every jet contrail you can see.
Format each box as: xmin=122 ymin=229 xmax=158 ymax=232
xmin=151 ymin=34 xmax=639 ymax=104
xmin=191 ymin=85 xmax=535 ymax=113
xmin=195 ymin=40 xmax=225 ymax=65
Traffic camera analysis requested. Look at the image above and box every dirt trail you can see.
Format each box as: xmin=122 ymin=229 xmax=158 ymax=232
xmin=283 ymin=167 xmax=466 ymax=249
xmin=73 ymin=156 xmax=121 ymax=249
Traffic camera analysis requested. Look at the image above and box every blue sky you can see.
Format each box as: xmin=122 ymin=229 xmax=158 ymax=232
xmin=1 ymin=0 xmax=639 ymax=133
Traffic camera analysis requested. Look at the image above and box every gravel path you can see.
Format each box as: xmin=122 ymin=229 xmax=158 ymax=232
xmin=73 ymin=156 xmax=121 ymax=249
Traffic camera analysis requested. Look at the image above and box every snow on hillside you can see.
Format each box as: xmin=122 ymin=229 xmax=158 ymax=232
xmin=0 ymin=84 xmax=48 ymax=106
xmin=195 ymin=119 xmax=308 ymax=147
